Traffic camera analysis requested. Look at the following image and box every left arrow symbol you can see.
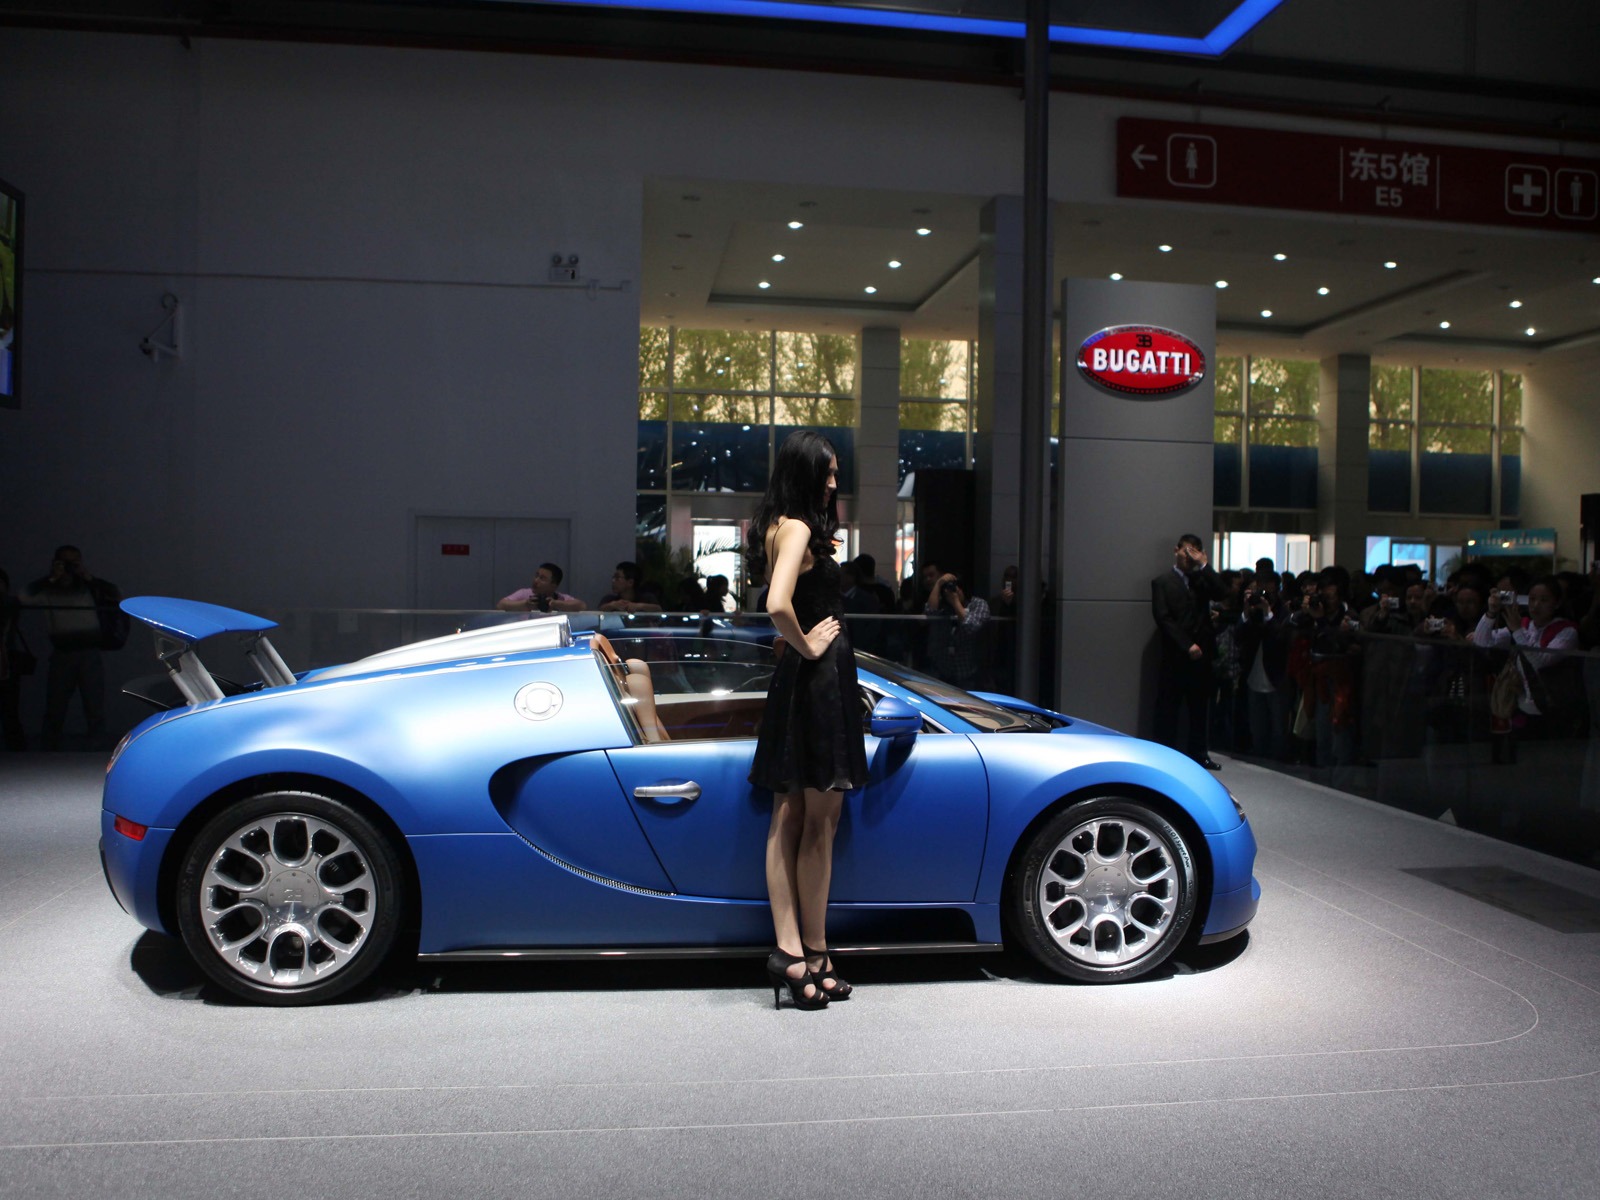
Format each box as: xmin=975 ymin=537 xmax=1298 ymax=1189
xmin=1131 ymin=144 xmax=1157 ymax=170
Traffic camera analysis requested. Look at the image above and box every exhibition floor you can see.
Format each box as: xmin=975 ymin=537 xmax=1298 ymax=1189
xmin=1 ymin=754 xmax=1598 ymax=1199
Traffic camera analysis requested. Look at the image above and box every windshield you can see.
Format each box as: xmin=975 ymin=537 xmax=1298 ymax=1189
xmin=855 ymin=652 xmax=1043 ymax=732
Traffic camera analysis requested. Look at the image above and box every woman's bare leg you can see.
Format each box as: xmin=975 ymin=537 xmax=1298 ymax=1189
xmin=795 ymin=787 xmax=843 ymax=953
xmin=766 ymin=791 xmax=818 ymax=998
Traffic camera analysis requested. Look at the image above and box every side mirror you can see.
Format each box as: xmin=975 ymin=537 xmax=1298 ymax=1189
xmin=869 ymin=696 xmax=921 ymax=740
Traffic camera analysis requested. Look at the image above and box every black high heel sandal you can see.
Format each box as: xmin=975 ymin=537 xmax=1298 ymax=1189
xmin=802 ymin=943 xmax=852 ymax=1001
xmin=767 ymin=948 xmax=829 ymax=1010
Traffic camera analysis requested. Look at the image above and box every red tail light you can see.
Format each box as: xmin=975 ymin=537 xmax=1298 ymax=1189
xmin=113 ymin=815 xmax=148 ymax=841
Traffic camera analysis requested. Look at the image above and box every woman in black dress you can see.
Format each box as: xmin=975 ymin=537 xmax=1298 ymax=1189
xmin=747 ymin=430 xmax=869 ymax=1009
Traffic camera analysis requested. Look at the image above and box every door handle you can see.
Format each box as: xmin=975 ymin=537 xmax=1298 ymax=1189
xmin=633 ymin=781 xmax=702 ymax=803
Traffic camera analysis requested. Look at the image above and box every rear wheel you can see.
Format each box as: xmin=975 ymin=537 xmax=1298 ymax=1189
xmin=1010 ymin=797 xmax=1197 ymax=983
xmin=175 ymin=791 xmax=404 ymax=1005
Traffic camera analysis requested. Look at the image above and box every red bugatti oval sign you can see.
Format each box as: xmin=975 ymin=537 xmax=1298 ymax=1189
xmin=1077 ymin=325 xmax=1206 ymax=398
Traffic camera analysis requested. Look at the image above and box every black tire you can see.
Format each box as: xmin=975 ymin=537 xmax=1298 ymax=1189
xmin=1010 ymin=797 xmax=1197 ymax=984
xmin=175 ymin=790 xmax=404 ymax=1006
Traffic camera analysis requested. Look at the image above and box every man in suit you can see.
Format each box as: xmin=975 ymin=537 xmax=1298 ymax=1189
xmin=1152 ymin=533 xmax=1224 ymax=769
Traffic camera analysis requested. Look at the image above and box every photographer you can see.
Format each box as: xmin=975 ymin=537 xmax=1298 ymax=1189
xmin=498 ymin=562 xmax=584 ymax=615
xmin=1290 ymin=565 xmax=1360 ymax=770
xmin=1238 ymin=570 xmax=1290 ymax=760
xmin=925 ymin=572 xmax=990 ymax=689
xmin=1473 ymin=577 xmax=1582 ymax=738
xmin=24 ymin=545 xmax=121 ymax=751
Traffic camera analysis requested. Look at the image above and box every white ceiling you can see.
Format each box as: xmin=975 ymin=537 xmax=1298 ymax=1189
xmin=642 ymin=176 xmax=1600 ymax=370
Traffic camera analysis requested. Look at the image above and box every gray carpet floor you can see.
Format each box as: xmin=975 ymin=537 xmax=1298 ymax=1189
xmin=1 ymin=753 xmax=1597 ymax=1199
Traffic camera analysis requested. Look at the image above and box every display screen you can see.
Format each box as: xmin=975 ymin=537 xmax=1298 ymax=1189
xmin=0 ymin=177 xmax=20 ymax=408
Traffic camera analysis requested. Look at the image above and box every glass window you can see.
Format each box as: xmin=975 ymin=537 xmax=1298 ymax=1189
xmin=1214 ymin=356 xmax=1243 ymax=413
xmin=670 ymin=393 xmax=771 ymax=493
xmin=1419 ymin=367 xmax=1493 ymax=425
xmin=1248 ymin=357 xmax=1318 ymax=419
xmin=1249 ymin=415 xmax=1319 ymax=447
xmin=673 ymin=329 xmax=770 ymax=392
xmin=776 ymin=331 xmax=856 ymax=395
xmin=901 ymin=400 xmax=968 ymax=432
xmin=639 ymin=326 xmax=671 ymax=391
xmin=1502 ymin=372 xmax=1523 ymax=427
xmin=900 ymin=339 xmax=969 ymax=400
xmin=1369 ymin=364 xmax=1412 ymax=422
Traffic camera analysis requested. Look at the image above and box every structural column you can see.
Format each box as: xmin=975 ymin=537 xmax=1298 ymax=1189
xmin=854 ymin=327 xmax=901 ymax=574
xmin=975 ymin=196 xmax=1025 ymax=598
xmin=1317 ymin=353 xmax=1372 ymax=571
xmin=1054 ymin=278 xmax=1216 ymax=735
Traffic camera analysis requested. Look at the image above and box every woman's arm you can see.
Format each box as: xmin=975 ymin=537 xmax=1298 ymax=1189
xmin=764 ymin=519 xmax=839 ymax=661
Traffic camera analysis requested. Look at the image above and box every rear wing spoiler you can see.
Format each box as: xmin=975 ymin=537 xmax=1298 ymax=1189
xmin=121 ymin=597 xmax=295 ymax=706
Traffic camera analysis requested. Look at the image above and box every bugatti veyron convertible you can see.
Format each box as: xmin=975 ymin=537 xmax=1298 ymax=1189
xmin=100 ymin=598 xmax=1258 ymax=1005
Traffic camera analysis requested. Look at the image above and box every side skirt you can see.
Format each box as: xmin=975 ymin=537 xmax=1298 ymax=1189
xmin=418 ymin=941 xmax=1004 ymax=963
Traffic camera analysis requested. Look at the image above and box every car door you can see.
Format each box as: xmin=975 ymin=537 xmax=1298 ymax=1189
xmin=605 ymin=719 xmax=989 ymax=904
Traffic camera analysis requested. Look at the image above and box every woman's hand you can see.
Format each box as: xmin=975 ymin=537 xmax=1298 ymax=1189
xmin=802 ymin=616 xmax=841 ymax=659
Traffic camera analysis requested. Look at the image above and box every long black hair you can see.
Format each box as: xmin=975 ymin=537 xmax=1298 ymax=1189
xmin=746 ymin=429 xmax=839 ymax=582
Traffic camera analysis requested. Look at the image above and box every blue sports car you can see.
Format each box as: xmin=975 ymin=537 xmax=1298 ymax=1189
xmin=100 ymin=597 xmax=1259 ymax=1005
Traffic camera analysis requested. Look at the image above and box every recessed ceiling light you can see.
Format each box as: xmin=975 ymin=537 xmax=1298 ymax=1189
xmin=1317 ymin=286 xmax=1330 ymax=295
xmin=1158 ymin=244 xmax=1173 ymax=253
xmin=1384 ymin=261 xmax=1398 ymax=269
xmin=771 ymin=254 xmax=785 ymax=262
xmin=864 ymin=286 xmax=877 ymax=294
xmin=915 ymin=227 xmax=932 ymax=236
xmin=1215 ymin=280 xmax=1228 ymax=289
xmin=787 ymin=221 xmax=803 ymax=230
xmin=1525 ymin=326 xmax=1536 ymax=336
xmin=1110 ymin=272 xmax=1123 ymax=281
xmin=888 ymin=260 xmax=902 ymax=269
xmin=1273 ymin=253 xmax=1287 ymax=261
xmin=1593 ymin=276 xmax=1600 ymax=284
xmin=1260 ymin=309 xmax=1273 ymax=318
xmin=1509 ymin=299 xmax=1523 ymax=308
xmin=758 ymin=281 xmax=771 ymax=290
xmin=1439 ymin=320 xmax=1451 ymax=329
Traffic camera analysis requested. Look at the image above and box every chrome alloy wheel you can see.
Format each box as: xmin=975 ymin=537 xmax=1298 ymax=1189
xmin=199 ymin=812 xmax=377 ymax=989
xmin=1035 ymin=815 xmax=1180 ymax=968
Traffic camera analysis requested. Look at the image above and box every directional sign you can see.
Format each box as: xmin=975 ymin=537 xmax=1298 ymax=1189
xmin=1117 ymin=117 xmax=1600 ymax=234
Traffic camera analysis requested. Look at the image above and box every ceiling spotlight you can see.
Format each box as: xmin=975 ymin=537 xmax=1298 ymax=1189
xmin=758 ymin=281 xmax=771 ymax=290
xmin=1273 ymin=253 xmax=1287 ymax=262
xmin=1593 ymin=276 xmax=1600 ymax=284
xmin=1158 ymin=244 xmax=1173 ymax=253
xmin=1260 ymin=309 xmax=1273 ymax=318
xmin=915 ymin=227 xmax=932 ymax=236
xmin=1384 ymin=261 xmax=1398 ymax=269
xmin=771 ymin=254 xmax=785 ymax=262
xmin=1215 ymin=280 xmax=1229 ymax=289
xmin=1509 ymin=299 xmax=1523 ymax=308
xmin=1525 ymin=326 xmax=1536 ymax=336
xmin=1317 ymin=286 xmax=1330 ymax=296
xmin=787 ymin=221 xmax=803 ymax=230
xmin=864 ymin=286 xmax=878 ymax=294
xmin=888 ymin=260 xmax=902 ymax=269
xmin=1439 ymin=320 xmax=1451 ymax=329
xmin=1110 ymin=272 xmax=1123 ymax=281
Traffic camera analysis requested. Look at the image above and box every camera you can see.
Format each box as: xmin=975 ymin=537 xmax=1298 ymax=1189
xmin=1381 ymin=595 xmax=1398 ymax=611
xmin=1424 ymin=616 xmax=1445 ymax=633
xmin=1497 ymin=589 xmax=1516 ymax=605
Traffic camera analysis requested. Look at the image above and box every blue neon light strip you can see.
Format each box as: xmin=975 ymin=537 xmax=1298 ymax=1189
xmin=515 ymin=0 xmax=1286 ymax=57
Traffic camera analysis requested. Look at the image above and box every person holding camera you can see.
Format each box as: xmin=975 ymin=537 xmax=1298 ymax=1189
xmin=1152 ymin=534 xmax=1224 ymax=769
xmin=24 ymin=545 xmax=121 ymax=751
xmin=1473 ymin=577 xmax=1580 ymax=728
xmin=1237 ymin=570 xmax=1290 ymax=760
xmin=925 ymin=571 xmax=990 ymax=689
xmin=497 ymin=562 xmax=584 ymax=616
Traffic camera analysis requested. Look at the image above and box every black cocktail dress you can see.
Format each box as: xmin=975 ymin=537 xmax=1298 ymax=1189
xmin=749 ymin=553 xmax=870 ymax=795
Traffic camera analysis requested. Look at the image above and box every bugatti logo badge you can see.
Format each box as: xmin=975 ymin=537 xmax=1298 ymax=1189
xmin=1077 ymin=325 xmax=1206 ymax=398
xmin=514 ymin=682 xmax=563 ymax=721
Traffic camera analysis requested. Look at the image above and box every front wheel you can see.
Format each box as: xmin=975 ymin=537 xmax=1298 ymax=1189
xmin=175 ymin=791 xmax=404 ymax=1005
xmin=1010 ymin=798 xmax=1197 ymax=983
